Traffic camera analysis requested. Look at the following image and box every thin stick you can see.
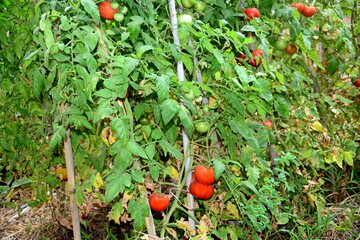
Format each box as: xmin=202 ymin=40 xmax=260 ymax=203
xmin=63 ymin=103 xmax=81 ymax=240
xmin=168 ymin=0 xmax=196 ymax=232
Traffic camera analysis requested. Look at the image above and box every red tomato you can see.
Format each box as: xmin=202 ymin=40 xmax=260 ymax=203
xmin=194 ymin=165 xmax=215 ymax=185
xmin=353 ymin=78 xmax=360 ymax=87
xmin=98 ymin=1 xmax=119 ymax=20
xmin=290 ymin=3 xmax=305 ymax=13
xmin=302 ymin=5 xmax=316 ymax=17
xmin=189 ymin=181 xmax=214 ymax=200
xmin=149 ymin=193 xmax=170 ymax=211
xmin=236 ymin=53 xmax=246 ymax=65
xmin=249 ymin=49 xmax=263 ymax=66
xmin=264 ymin=120 xmax=273 ymax=129
xmin=244 ymin=8 xmax=260 ymax=21
xmin=285 ymin=43 xmax=297 ymax=55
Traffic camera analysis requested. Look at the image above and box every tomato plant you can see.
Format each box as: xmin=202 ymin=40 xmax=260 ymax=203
xmin=194 ymin=165 xmax=215 ymax=184
xmin=290 ymin=3 xmax=305 ymax=13
xmin=195 ymin=121 xmax=210 ymax=133
xmin=149 ymin=193 xmax=170 ymax=211
xmin=244 ymin=8 xmax=260 ymax=21
xmin=98 ymin=1 xmax=119 ymax=20
xmin=285 ymin=43 xmax=297 ymax=55
xmin=302 ymin=5 xmax=316 ymax=17
xmin=189 ymin=181 xmax=214 ymax=200
xmin=249 ymin=49 xmax=263 ymax=66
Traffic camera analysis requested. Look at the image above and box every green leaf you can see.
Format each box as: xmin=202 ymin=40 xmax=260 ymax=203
xmin=178 ymin=107 xmax=194 ymax=136
xmin=49 ymin=125 xmax=66 ymax=151
xmin=105 ymin=173 xmax=131 ymax=203
xmin=182 ymin=53 xmax=193 ymax=73
xmin=343 ymin=151 xmax=353 ymax=166
xmin=159 ymin=139 xmax=182 ymax=160
xmin=127 ymin=16 xmax=144 ymax=44
xmin=149 ymin=165 xmax=160 ymax=181
xmin=247 ymin=166 xmax=260 ymax=185
xmin=145 ymin=144 xmax=155 ymax=160
xmin=80 ymin=0 xmax=100 ymax=22
xmin=70 ymin=114 xmax=94 ymax=130
xmin=155 ymin=75 xmax=170 ymax=103
xmin=11 ymin=178 xmax=34 ymax=188
xmin=122 ymin=57 xmax=139 ymax=77
xmin=43 ymin=18 xmax=54 ymax=49
xmin=212 ymin=159 xmax=225 ymax=180
xmin=136 ymin=45 xmax=154 ymax=58
xmin=160 ymin=99 xmax=180 ymax=125
xmin=327 ymin=56 xmax=339 ymax=75
xmin=213 ymin=48 xmax=225 ymax=65
xmin=128 ymin=198 xmax=148 ymax=231
xmin=168 ymin=43 xmax=182 ymax=62
xmin=274 ymin=95 xmax=291 ymax=119
xmin=128 ymin=141 xmax=148 ymax=159
xmin=131 ymin=171 xmax=144 ymax=183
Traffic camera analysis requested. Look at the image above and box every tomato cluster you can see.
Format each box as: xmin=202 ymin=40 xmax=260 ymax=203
xmin=236 ymin=49 xmax=263 ymax=67
xmin=98 ymin=1 xmax=128 ymax=22
xmin=189 ymin=165 xmax=216 ymax=200
xmin=181 ymin=0 xmax=206 ymax=12
xmin=274 ymin=39 xmax=298 ymax=56
xmin=291 ymin=2 xmax=316 ymax=17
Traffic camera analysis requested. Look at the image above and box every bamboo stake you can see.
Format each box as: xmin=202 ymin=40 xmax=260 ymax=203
xmin=63 ymin=103 xmax=81 ymax=240
xmin=168 ymin=0 xmax=196 ymax=231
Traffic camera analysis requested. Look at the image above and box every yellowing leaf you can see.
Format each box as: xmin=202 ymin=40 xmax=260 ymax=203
xmin=343 ymin=151 xmax=354 ymax=166
xmin=226 ymin=202 xmax=240 ymax=218
xmin=166 ymin=166 xmax=179 ymax=180
xmin=93 ymin=172 xmax=104 ymax=189
xmin=310 ymin=121 xmax=327 ymax=132
xmin=101 ymin=127 xmax=110 ymax=146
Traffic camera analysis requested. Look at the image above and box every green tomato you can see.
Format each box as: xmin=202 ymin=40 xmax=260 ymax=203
xmin=274 ymin=39 xmax=288 ymax=51
xmin=273 ymin=49 xmax=283 ymax=58
xmin=184 ymin=91 xmax=195 ymax=100
xmin=194 ymin=96 xmax=203 ymax=103
xmin=178 ymin=14 xmax=193 ymax=25
xmin=110 ymin=2 xmax=119 ymax=9
xmin=194 ymin=1 xmax=206 ymax=12
xmin=182 ymin=0 xmax=195 ymax=8
xmin=120 ymin=6 xmax=128 ymax=14
xmin=203 ymin=106 xmax=210 ymax=113
xmin=114 ymin=13 xmax=124 ymax=22
xmin=195 ymin=121 xmax=210 ymax=133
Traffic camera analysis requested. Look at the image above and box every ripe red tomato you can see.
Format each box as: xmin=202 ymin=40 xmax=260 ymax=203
xmin=236 ymin=53 xmax=246 ymax=65
xmin=98 ymin=1 xmax=119 ymax=20
xmin=244 ymin=8 xmax=260 ymax=21
xmin=290 ymin=3 xmax=305 ymax=13
xmin=194 ymin=165 xmax=215 ymax=185
xmin=149 ymin=193 xmax=170 ymax=211
xmin=249 ymin=49 xmax=263 ymax=66
xmin=189 ymin=181 xmax=214 ymax=200
xmin=353 ymin=77 xmax=360 ymax=87
xmin=285 ymin=43 xmax=297 ymax=55
xmin=264 ymin=120 xmax=273 ymax=129
xmin=302 ymin=6 xmax=316 ymax=17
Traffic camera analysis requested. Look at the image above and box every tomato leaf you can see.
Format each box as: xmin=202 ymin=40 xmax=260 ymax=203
xmin=178 ymin=107 xmax=194 ymax=136
xmin=155 ymin=75 xmax=170 ymax=103
xmin=128 ymin=141 xmax=148 ymax=159
xmin=49 ymin=125 xmax=66 ymax=151
xmin=80 ymin=0 xmax=100 ymax=22
xmin=159 ymin=139 xmax=182 ymax=160
xmin=128 ymin=198 xmax=148 ymax=231
xmin=160 ymin=99 xmax=180 ymax=125
xmin=212 ymin=158 xmax=225 ymax=180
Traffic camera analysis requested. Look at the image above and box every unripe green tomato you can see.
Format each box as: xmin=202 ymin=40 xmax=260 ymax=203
xmin=184 ymin=91 xmax=195 ymax=100
xmin=203 ymin=106 xmax=210 ymax=113
xmin=182 ymin=0 xmax=195 ymax=8
xmin=195 ymin=121 xmax=210 ymax=133
xmin=195 ymin=96 xmax=203 ymax=103
xmin=274 ymin=39 xmax=288 ymax=51
xmin=178 ymin=14 xmax=193 ymax=25
xmin=273 ymin=49 xmax=284 ymax=58
xmin=110 ymin=2 xmax=119 ymax=9
xmin=194 ymin=1 xmax=206 ymax=12
xmin=114 ymin=12 xmax=124 ymax=22
xmin=120 ymin=6 xmax=128 ymax=14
